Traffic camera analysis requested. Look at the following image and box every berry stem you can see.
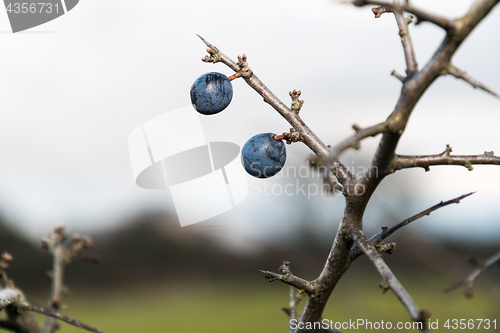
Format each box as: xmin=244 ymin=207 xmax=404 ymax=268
xmin=274 ymin=134 xmax=285 ymax=141
xmin=228 ymin=72 xmax=242 ymax=81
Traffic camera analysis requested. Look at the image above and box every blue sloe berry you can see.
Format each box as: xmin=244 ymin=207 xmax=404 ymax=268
xmin=241 ymin=133 xmax=287 ymax=178
xmin=190 ymin=72 xmax=233 ymax=115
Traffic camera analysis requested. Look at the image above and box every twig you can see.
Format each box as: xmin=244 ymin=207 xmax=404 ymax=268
xmin=394 ymin=9 xmax=418 ymax=74
xmin=197 ymin=35 xmax=354 ymax=185
xmin=445 ymin=250 xmax=500 ymax=298
xmin=354 ymin=0 xmax=459 ymax=31
xmin=1 ymin=289 xmax=104 ymax=333
xmin=259 ymin=261 xmax=316 ymax=295
xmin=394 ymin=146 xmax=500 ymax=172
xmin=43 ymin=227 xmax=66 ymax=333
xmin=324 ymin=121 xmax=391 ymax=170
xmin=283 ymin=287 xmax=307 ymax=332
xmin=26 ymin=302 xmax=105 ymax=333
xmin=349 ymin=228 xmax=432 ymax=333
xmin=349 ymin=192 xmax=475 ymax=262
xmin=391 ymin=69 xmax=406 ymax=82
xmin=42 ymin=228 xmax=95 ymax=333
xmin=372 ymin=6 xmax=392 ymax=18
xmin=447 ymin=65 xmax=499 ymax=98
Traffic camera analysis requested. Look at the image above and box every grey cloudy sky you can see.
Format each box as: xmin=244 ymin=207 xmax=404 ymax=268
xmin=0 ymin=0 xmax=499 ymax=248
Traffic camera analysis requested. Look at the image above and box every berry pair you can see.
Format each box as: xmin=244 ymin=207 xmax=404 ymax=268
xmin=190 ymin=72 xmax=286 ymax=178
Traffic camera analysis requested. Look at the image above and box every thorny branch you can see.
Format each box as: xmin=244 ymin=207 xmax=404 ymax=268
xmin=445 ymin=250 xmax=500 ymax=298
xmin=28 ymin=302 xmax=104 ymax=333
xmin=0 ymin=288 xmax=104 ymax=333
xmin=349 ymin=228 xmax=432 ymax=333
xmin=349 ymin=192 xmax=475 ymax=262
xmin=300 ymin=0 xmax=499 ymax=328
xmin=196 ymin=34 xmax=355 ymax=185
xmin=0 ymin=228 xmax=103 ymax=333
xmin=355 ymin=0 xmax=459 ymax=31
xmin=259 ymin=261 xmax=316 ymax=295
xmin=197 ymin=0 xmax=500 ymax=331
xmin=42 ymin=227 xmax=93 ymax=333
xmin=446 ymin=65 xmax=500 ymax=98
xmin=394 ymin=145 xmax=500 ymax=172
xmin=325 ymin=121 xmax=391 ymax=169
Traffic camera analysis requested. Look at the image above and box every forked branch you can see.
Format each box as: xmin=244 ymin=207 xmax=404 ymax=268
xmin=349 ymin=192 xmax=475 ymax=262
xmin=197 ymin=1 xmax=500 ymax=331
xmin=325 ymin=121 xmax=391 ymax=169
xmin=445 ymin=250 xmax=500 ymax=298
xmin=42 ymin=227 xmax=93 ymax=333
xmin=0 ymin=228 xmax=102 ymax=333
xmin=349 ymin=228 xmax=431 ymax=333
xmin=354 ymin=0 xmax=459 ymax=31
xmin=259 ymin=261 xmax=316 ymax=295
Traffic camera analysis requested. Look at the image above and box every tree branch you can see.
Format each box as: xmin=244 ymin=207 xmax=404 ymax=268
xmin=43 ymin=228 xmax=65 ymax=333
xmin=349 ymin=192 xmax=475 ymax=262
xmin=26 ymin=302 xmax=105 ymax=333
xmin=196 ymin=1 xmax=500 ymax=331
xmin=394 ymin=145 xmax=500 ymax=172
xmin=1 ymin=287 xmax=103 ymax=333
xmin=354 ymin=0 xmax=459 ymax=31
xmin=394 ymin=9 xmax=418 ymax=74
xmin=42 ymin=227 xmax=94 ymax=333
xmin=2 ymin=231 xmax=99 ymax=333
xmin=197 ymin=35 xmax=354 ymax=185
xmin=446 ymin=65 xmax=499 ymax=98
xmin=349 ymin=228 xmax=432 ymax=332
xmin=325 ymin=121 xmax=391 ymax=168
xmin=391 ymin=69 xmax=406 ymax=83
xmin=296 ymin=0 xmax=500 ymax=329
xmin=445 ymin=250 xmax=500 ymax=298
xmin=282 ymin=286 xmax=307 ymax=331
xmin=322 ymin=5 xmax=419 ymax=180
xmin=259 ymin=261 xmax=316 ymax=295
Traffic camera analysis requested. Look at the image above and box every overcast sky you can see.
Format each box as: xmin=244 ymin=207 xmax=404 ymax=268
xmin=0 ymin=0 xmax=499 ymax=249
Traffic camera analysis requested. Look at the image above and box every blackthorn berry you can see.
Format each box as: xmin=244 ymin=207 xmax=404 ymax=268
xmin=241 ymin=133 xmax=287 ymax=178
xmin=190 ymin=72 xmax=233 ymax=115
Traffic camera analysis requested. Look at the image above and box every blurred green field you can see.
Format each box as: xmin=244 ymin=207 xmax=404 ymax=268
xmin=31 ymin=273 xmax=499 ymax=333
